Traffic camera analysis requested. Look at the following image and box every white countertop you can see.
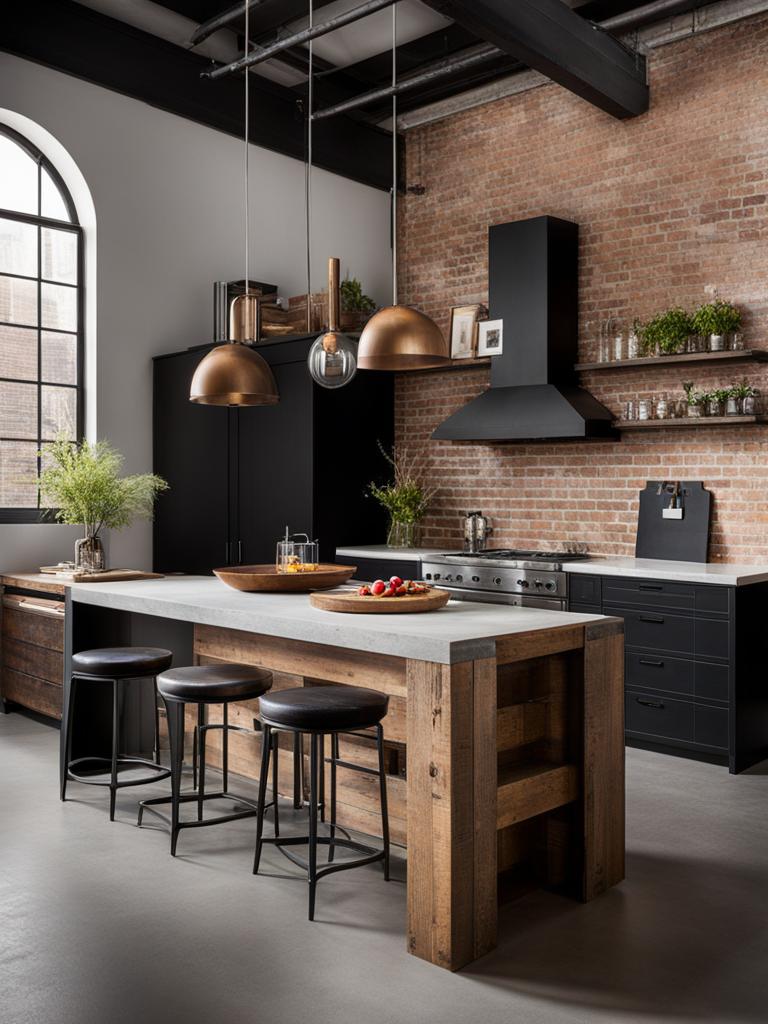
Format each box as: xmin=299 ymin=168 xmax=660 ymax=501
xmin=563 ymin=556 xmax=768 ymax=587
xmin=69 ymin=576 xmax=606 ymax=665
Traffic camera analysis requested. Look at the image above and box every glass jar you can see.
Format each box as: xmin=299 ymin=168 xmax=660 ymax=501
xmin=706 ymin=397 xmax=723 ymax=417
xmin=627 ymin=330 xmax=639 ymax=360
xmin=387 ymin=520 xmax=419 ymax=549
xmin=708 ymin=334 xmax=725 ymax=352
xmin=725 ymin=395 xmax=740 ymax=416
xmin=613 ymin=333 xmax=625 ymax=361
xmin=743 ymin=395 xmax=756 ymax=415
xmin=637 ymin=400 xmax=650 ymax=421
xmin=656 ymin=396 xmax=669 ymax=419
xmin=276 ymin=531 xmax=319 ymax=573
xmin=622 ymin=400 xmax=635 ymax=421
xmin=729 ymin=332 xmax=744 ymax=351
xmin=75 ymin=534 xmax=106 ymax=573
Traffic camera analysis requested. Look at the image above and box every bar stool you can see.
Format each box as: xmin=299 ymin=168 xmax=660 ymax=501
xmin=254 ymin=685 xmax=390 ymax=921
xmin=62 ymin=646 xmax=173 ymax=821
xmin=138 ymin=663 xmax=278 ymax=856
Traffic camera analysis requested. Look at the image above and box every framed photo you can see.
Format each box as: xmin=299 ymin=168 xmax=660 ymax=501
xmin=477 ymin=319 xmax=503 ymax=357
xmin=449 ymin=304 xmax=484 ymax=360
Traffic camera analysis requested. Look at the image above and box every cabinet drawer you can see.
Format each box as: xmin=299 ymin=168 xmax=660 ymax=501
xmin=626 ymin=690 xmax=694 ymax=742
xmin=3 ymin=637 xmax=63 ymax=684
xmin=2 ymin=596 xmax=65 ymax=652
xmin=569 ymin=574 xmax=601 ymax=607
xmin=695 ymin=704 xmax=728 ymax=749
xmin=695 ymin=661 xmax=730 ymax=702
xmin=350 ymin=557 xmax=421 ymax=583
xmin=604 ymin=578 xmax=695 ymax=611
xmin=625 ymin=653 xmax=730 ymax=702
xmin=609 ymin=606 xmax=694 ymax=655
xmin=2 ymin=667 xmax=62 ymax=719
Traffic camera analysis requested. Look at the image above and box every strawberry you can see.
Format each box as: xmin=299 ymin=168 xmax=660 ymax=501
xmin=371 ymin=580 xmax=386 ymax=596
xmin=389 ymin=575 xmax=403 ymax=589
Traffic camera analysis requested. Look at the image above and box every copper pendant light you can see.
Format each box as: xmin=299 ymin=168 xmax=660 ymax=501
xmin=190 ymin=1 xmax=278 ymax=407
xmin=357 ymin=5 xmax=448 ymax=373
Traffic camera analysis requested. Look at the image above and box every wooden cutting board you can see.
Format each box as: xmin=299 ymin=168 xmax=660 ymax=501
xmin=310 ymin=587 xmax=451 ymax=614
xmin=40 ymin=568 xmax=164 ymax=583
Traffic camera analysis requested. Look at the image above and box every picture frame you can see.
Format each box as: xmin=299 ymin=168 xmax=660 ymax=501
xmin=477 ymin=318 xmax=503 ymax=357
xmin=449 ymin=304 xmax=485 ymax=360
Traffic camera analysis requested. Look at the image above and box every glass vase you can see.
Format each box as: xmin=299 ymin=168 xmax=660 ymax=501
xmin=387 ymin=520 xmax=419 ymax=549
xmin=75 ymin=534 xmax=106 ymax=573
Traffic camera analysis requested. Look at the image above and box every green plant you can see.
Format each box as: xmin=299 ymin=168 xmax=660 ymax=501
xmin=691 ymin=299 xmax=741 ymax=337
xmin=340 ymin=276 xmax=376 ymax=314
xmin=40 ymin=438 xmax=168 ymax=537
xmin=682 ymin=381 xmax=704 ymax=406
xmin=731 ymin=379 xmax=759 ymax=399
xmin=368 ymin=443 xmax=435 ymax=526
xmin=640 ymin=308 xmax=693 ymax=355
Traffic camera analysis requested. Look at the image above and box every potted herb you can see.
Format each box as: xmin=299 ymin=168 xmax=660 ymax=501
xmin=340 ymin=275 xmax=376 ymax=332
xmin=40 ymin=438 xmax=168 ymax=572
xmin=732 ymin=380 xmax=759 ymax=415
xmin=640 ymin=308 xmax=693 ymax=356
xmin=691 ymin=300 xmax=742 ymax=352
xmin=683 ymin=381 xmax=704 ymax=417
xmin=703 ymin=388 xmax=729 ymax=417
xmin=369 ymin=443 xmax=436 ymax=549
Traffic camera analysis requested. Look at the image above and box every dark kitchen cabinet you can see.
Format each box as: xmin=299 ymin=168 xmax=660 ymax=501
xmin=568 ymin=572 xmax=768 ymax=773
xmin=153 ymin=337 xmax=393 ymax=574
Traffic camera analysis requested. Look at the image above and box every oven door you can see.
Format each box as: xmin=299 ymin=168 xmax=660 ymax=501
xmin=445 ymin=587 xmax=566 ymax=611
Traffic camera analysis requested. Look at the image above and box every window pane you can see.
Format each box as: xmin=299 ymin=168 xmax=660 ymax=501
xmin=42 ymin=227 xmax=77 ymax=284
xmin=42 ymin=385 xmax=76 ymax=440
xmin=41 ymin=282 xmax=76 ymax=331
xmin=0 ymin=441 xmax=38 ymax=507
xmin=0 ymin=381 xmax=37 ymax=438
xmin=0 ymin=324 xmax=37 ymax=381
xmin=0 ymin=275 xmax=37 ymax=326
xmin=41 ymin=167 xmax=71 ymax=222
xmin=0 ymin=217 xmax=37 ymax=278
xmin=41 ymin=331 xmax=76 ymax=385
xmin=0 ymin=134 xmax=38 ymax=216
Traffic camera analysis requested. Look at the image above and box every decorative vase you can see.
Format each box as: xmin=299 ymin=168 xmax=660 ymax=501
xmin=742 ymin=395 xmax=756 ymax=415
xmin=706 ymin=399 xmax=723 ymax=417
xmin=725 ymin=396 xmax=740 ymax=416
xmin=387 ymin=520 xmax=419 ymax=549
xmin=75 ymin=533 xmax=106 ymax=573
xmin=687 ymin=403 xmax=702 ymax=418
xmin=708 ymin=334 xmax=725 ymax=352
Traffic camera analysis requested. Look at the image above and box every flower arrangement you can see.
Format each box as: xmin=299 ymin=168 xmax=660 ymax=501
xmin=369 ymin=443 xmax=436 ymax=548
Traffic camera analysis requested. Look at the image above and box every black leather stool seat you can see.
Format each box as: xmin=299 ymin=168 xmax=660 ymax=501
xmin=72 ymin=646 xmax=172 ymax=678
xmin=157 ymin=664 xmax=272 ymax=704
xmin=259 ymin=685 xmax=388 ymax=733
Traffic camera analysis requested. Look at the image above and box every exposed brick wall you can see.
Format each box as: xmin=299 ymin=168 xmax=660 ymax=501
xmin=396 ymin=13 xmax=768 ymax=562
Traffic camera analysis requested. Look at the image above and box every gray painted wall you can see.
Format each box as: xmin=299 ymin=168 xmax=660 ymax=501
xmin=0 ymin=52 xmax=391 ymax=572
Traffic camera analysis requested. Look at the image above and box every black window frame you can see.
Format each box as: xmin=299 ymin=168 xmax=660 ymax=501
xmin=0 ymin=123 xmax=85 ymax=524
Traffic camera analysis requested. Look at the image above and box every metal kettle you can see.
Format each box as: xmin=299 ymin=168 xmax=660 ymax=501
xmin=462 ymin=510 xmax=492 ymax=553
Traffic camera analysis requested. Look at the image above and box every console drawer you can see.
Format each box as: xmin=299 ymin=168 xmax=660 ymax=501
xmin=2 ymin=667 xmax=62 ymax=719
xmin=3 ymin=636 xmax=63 ymax=685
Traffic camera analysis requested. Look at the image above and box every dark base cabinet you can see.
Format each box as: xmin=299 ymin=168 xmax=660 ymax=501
xmin=569 ymin=573 xmax=768 ymax=773
xmin=153 ymin=338 xmax=394 ymax=574
xmin=347 ymin=556 xmax=422 ymax=583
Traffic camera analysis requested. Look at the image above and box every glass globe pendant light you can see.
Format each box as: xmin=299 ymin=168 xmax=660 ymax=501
xmin=305 ymin=2 xmax=357 ymax=389
xmin=357 ymin=4 xmax=448 ymax=372
xmin=190 ymin=0 xmax=278 ymax=407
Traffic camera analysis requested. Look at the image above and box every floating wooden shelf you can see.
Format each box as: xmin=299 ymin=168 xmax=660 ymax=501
xmin=576 ymin=348 xmax=768 ymax=372
xmin=404 ymin=356 xmax=491 ymax=375
xmin=616 ymin=415 xmax=768 ymax=430
xmin=496 ymin=761 xmax=578 ymax=829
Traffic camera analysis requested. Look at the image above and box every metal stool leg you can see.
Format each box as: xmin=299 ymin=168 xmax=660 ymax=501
xmin=61 ymin=676 xmax=77 ymax=802
xmin=253 ymin=724 xmax=273 ymax=874
xmin=271 ymin=730 xmax=280 ymax=837
xmin=293 ymin=732 xmax=303 ymax=808
xmin=197 ymin=704 xmax=206 ymax=822
xmin=328 ymin=732 xmax=339 ymax=863
xmin=109 ymin=678 xmax=119 ymax=822
xmin=318 ymin=733 xmax=325 ymax=823
xmin=167 ymin=698 xmax=185 ymax=856
xmin=153 ymin=678 xmax=161 ymax=766
xmin=222 ymin=702 xmax=229 ymax=792
xmin=192 ymin=724 xmax=198 ymax=789
xmin=376 ymin=724 xmax=390 ymax=881
xmin=308 ymin=733 xmax=319 ymax=921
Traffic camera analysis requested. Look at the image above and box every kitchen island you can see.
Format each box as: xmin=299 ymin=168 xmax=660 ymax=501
xmin=63 ymin=577 xmax=625 ymax=971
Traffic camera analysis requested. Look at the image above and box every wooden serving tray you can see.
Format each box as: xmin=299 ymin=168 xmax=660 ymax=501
xmin=310 ymin=586 xmax=451 ymax=614
xmin=214 ymin=564 xmax=357 ymax=593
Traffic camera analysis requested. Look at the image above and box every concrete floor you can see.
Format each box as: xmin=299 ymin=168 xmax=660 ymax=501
xmin=1 ymin=713 xmax=767 ymax=1024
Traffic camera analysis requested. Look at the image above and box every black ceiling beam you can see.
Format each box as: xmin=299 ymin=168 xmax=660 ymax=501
xmin=2 ymin=0 xmax=391 ymax=191
xmin=420 ymin=0 xmax=649 ymax=119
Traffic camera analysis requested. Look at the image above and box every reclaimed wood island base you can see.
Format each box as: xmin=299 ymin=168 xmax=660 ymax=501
xmin=64 ymin=578 xmax=625 ymax=972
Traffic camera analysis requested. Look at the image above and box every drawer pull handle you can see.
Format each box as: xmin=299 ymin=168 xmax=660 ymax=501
xmin=639 ymin=657 xmax=664 ymax=667
xmin=639 ymin=584 xmax=663 ymax=591
xmin=15 ymin=601 xmax=65 ymax=617
xmin=639 ymin=614 xmax=665 ymax=624
xmin=636 ymin=697 xmax=665 ymax=710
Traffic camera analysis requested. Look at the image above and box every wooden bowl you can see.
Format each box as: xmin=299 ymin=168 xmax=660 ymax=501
xmin=214 ymin=564 xmax=357 ymax=593
xmin=310 ymin=586 xmax=451 ymax=614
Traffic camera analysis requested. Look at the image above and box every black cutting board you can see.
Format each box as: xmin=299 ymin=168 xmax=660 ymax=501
xmin=635 ymin=481 xmax=711 ymax=563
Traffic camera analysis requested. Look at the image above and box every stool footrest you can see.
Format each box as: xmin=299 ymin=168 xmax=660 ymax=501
xmin=67 ymin=756 xmax=171 ymax=789
xmin=262 ymin=834 xmax=385 ymax=879
xmin=137 ymin=790 xmax=276 ymax=831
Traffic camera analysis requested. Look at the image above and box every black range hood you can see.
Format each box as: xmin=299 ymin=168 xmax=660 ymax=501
xmin=432 ymin=216 xmax=616 ymax=442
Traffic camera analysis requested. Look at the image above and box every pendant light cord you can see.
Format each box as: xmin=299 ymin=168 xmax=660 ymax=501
xmin=391 ymin=2 xmax=397 ymax=307
xmin=306 ymin=0 xmax=314 ymax=326
xmin=244 ymin=0 xmax=250 ymax=297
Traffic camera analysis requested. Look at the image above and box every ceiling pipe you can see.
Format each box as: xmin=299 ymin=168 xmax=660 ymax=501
xmin=204 ymin=0 xmax=396 ymax=80
xmin=311 ymin=42 xmax=501 ymax=120
xmin=597 ymin=0 xmax=699 ymax=32
xmin=190 ymin=0 xmax=268 ymax=47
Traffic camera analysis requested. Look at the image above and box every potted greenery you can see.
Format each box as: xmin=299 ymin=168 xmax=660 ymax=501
xmin=340 ymin=275 xmax=376 ymax=332
xmin=731 ymin=379 xmax=759 ymax=414
xmin=369 ymin=443 xmax=436 ymax=549
xmin=40 ymin=438 xmax=168 ymax=572
xmin=691 ymin=300 xmax=742 ymax=352
xmin=640 ymin=308 xmax=693 ymax=356
xmin=682 ymin=381 xmax=704 ymax=417
xmin=703 ymin=388 xmax=730 ymax=417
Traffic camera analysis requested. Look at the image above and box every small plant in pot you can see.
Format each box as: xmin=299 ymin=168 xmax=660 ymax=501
xmin=40 ymin=438 xmax=169 ymax=572
xmin=731 ymin=379 xmax=759 ymax=415
xmin=639 ymin=308 xmax=693 ymax=356
xmin=340 ymin=275 xmax=376 ymax=332
xmin=368 ymin=443 xmax=436 ymax=549
xmin=702 ymin=388 xmax=730 ymax=417
xmin=682 ymin=381 xmax=705 ymax=417
xmin=691 ymin=300 xmax=741 ymax=352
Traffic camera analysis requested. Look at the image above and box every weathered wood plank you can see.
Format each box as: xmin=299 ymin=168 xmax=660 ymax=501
xmin=496 ymin=762 xmax=579 ymax=830
xmin=473 ymin=656 xmax=497 ymax=960
xmin=495 ymin=625 xmax=584 ymax=665
xmin=2 ymin=667 xmax=62 ymax=719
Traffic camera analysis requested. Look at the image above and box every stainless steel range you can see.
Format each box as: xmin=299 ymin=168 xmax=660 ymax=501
xmin=421 ymin=549 xmax=591 ymax=610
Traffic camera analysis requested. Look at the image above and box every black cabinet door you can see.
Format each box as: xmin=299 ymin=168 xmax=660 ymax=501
xmin=236 ymin=359 xmax=314 ymax=565
xmin=153 ymin=348 xmax=229 ymax=573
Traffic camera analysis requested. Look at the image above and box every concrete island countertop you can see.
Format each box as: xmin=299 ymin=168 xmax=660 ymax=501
xmin=69 ymin=576 xmax=607 ymax=665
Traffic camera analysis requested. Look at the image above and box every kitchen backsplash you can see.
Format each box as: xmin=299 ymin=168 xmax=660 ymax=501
xmin=396 ymin=13 xmax=768 ymax=562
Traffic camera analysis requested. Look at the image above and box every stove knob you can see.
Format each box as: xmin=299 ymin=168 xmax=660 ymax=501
xmin=425 ymin=573 xmax=432 ymax=580
xmin=493 ymin=576 xmax=503 ymax=585
xmin=433 ymin=573 xmax=441 ymax=580
xmin=516 ymin=579 xmax=529 ymax=588
xmin=472 ymin=575 xmax=480 ymax=583
xmin=533 ymin=579 xmax=543 ymax=588
xmin=545 ymin=580 xmax=556 ymax=592
xmin=456 ymin=575 xmax=463 ymax=583
xmin=445 ymin=574 xmax=453 ymax=582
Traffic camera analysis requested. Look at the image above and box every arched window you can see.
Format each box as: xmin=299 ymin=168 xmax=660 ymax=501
xmin=0 ymin=124 xmax=83 ymax=521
